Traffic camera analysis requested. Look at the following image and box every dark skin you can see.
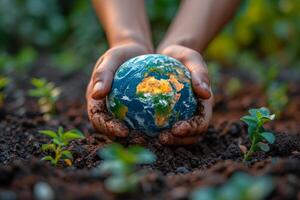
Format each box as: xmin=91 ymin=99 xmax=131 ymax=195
xmin=87 ymin=0 xmax=240 ymax=145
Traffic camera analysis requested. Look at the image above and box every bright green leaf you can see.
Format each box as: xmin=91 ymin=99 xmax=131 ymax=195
xmin=62 ymin=130 xmax=84 ymax=141
xmin=39 ymin=130 xmax=57 ymax=139
xmin=53 ymin=138 xmax=65 ymax=146
xmin=41 ymin=156 xmax=54 ymax=162
xmin=42 ymin=144 xmax=56 ymax=152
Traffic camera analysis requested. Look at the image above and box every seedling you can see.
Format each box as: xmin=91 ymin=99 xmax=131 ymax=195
xmin=97 ymin=143 xmax=156 ymax=193
xmin=267 ymin=82 xmax=288 ymax=118
xmin=28 ymin=78 xmax=60 ymax=115
xmin=39 ymin=126 xmax=84 ymax=166
xmin=0 ymin=76 xmax=10 ymax=107
xmin=191 ymin=172 xmax=274 ymax=200
xmin=240 ymin=107 xmax=276 ymax=161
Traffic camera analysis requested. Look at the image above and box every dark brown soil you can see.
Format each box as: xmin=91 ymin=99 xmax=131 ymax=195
xmin=0 ymin=68 xmax=299 ymax=200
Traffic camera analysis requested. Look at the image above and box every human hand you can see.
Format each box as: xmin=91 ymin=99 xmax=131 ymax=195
xmin=86 ymin=42 xmax=151 ymax=139
xmin=157 ymin=45 xmax=213 ymax=145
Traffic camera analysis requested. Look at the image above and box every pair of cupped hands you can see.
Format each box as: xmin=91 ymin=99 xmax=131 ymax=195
xmin=86 ymin=42 xmax=214 ymax=145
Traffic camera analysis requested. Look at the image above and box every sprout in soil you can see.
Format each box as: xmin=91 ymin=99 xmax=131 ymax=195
xmin=267 ymin=82 xmax=288 ymax=118
xmin=39 ymin=126 xmax=85 ymax=166
xmin=240 ymin=107 xmax=276 ymax=162
xmin=97 ymin=143 xmax=156 ymax=193
xmin=28 ymin=78 xmax=60 ymax=116
xmin=191 ymin=172 xmax=274 ymax=200
xmin=0 ymin=76 xmax=10 ymax=107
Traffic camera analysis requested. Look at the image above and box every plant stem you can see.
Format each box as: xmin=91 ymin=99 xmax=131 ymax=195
xmin=243 ymin=136 xmax=256 ymax=162
xmin=54 ymin=145 xmax=62 ymax=165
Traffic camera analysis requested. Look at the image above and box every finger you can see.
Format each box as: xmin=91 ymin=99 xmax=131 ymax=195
xmin=183 ymin=54 xmax=211 ymax=99
xmin=91 ymin=44 xmax=148 ymax=99
xmin=91 ymin=51 xmax=122 ymax=99
xmin=159 ymin=131 xmax=201 ymax=145
xmin=171 ymin=96 xmax=213 ymax=137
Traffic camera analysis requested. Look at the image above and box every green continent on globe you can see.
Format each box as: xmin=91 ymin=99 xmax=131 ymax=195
xmin=107 ymin=54 xmax=197 ymax=136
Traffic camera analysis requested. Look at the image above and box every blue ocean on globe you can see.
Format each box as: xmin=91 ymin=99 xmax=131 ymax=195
xmin=107 ymin=54 xmax=197 ymax=136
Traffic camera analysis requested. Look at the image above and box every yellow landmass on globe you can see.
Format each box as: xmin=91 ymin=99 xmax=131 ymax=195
xmin=136 ymin=76 xmax=172 ymax=94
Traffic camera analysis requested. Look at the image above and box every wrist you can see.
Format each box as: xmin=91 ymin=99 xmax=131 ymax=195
xmin=109 ymin=29 xmax=153 ymax=53
xmin=158 ymin=35 xmax=206 ymax=54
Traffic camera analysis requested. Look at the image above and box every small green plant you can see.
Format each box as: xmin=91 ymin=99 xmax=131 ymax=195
xmin=97 ymin=143 xmax=156 ymax=193
xmin=0 ymin=76 xmax=10 ymax=107
xmin=267 ymin=82 xmax=288 ymax=117
xmin=240 ymin=107 xmax=276 ymax=161
xmin=191 ymin=172 xmax=274 ymax=200
xmin=39 ymin=126 xmax=85 ymax=166
xmin=28 ymin=78 xmax=60 ymax=115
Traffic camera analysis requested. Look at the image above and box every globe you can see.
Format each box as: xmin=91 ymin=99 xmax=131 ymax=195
xmin=107 ymin=54 xmax=197 ymax=136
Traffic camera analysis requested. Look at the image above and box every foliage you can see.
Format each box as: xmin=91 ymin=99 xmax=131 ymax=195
xmin=39 ymin=126 xmax=84 ymax=166
xmin=97 ymin=143 xmax=156 ymax=193
xmin=0 ymin=76 xmax=11 ymax=107
xmin=28 ymin=78 xmax=60 ymax=115
xmin=191 ymin=172 xmax=274 ymax=200
xmin=206 ymin=0 xmax=300 ymax=70
xmin=267 ymin=82 xmax=288 ymax=117
xmin=207 ymin=62 xmax=221 ymax=92
xmin=240 ymin=107 xmax=276 ymax=161
xmin=225 ymin=77 xmax=243 ymax=97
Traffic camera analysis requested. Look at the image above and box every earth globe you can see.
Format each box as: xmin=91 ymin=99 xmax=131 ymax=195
xmin=106 ymin=54 xmax=197 ymax=136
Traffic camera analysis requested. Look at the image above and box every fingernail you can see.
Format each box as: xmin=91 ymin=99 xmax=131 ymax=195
xmin=92 ymin=81 xmax=103 ymax=98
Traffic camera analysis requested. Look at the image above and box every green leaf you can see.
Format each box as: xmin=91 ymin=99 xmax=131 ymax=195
xmin=257 ymin=142 xmax=270 ymax=152
xmin=53 ymin=138 xmax=65 ymax=146
xmin=62 ymin=130 xmax=84 ymax=141
xmin=105 ymin=175 xmax=137 ymax=193
xmin=39 ymin=130 xmax=57 ymax=139
xmin=41 ymin=156 xmax=54 ymax=162
xmin=241 ymin=116 xmax=257 ymax=126
xmin=247 ymin=176 xmax=274 ymax=200
xmin=42 ymin=144 xmax=56 ymax=152
xmin=248 ymin=108 xmax=258 ymax=116
xmin=58 ymin=126 xmax=64 ymax=137
xmin=99 ymin=143 xmax=122 ymax=160
xmin=28 ymin=89 xmax=44 ymax=97
xmin=261 ymin=132 xmax=275 ymax=144
xmin=248 ymin=126 xmax=256 ymax=140
xmin=191 ymin=187 xmax=216 ymax=200
xmin=129 ymin=146 xmax=156 ymax=164
xmin=31 ymin=78 xmax=46 ymax=88
xmin=259 ymin=107 xmax=270 ymax=116
xmin=98 ymin=160 xmax=127 ymax=175
xmin=61 ymin=150 xmax=73 ymax=160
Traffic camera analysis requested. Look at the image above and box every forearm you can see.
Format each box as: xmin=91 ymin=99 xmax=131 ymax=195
xmin=92 ymin=0 xmax=153 ymax=51
xmin=158 ymin=0 xmax=240 ymax=53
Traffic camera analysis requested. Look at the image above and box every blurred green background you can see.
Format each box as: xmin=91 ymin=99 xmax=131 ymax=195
xmin=0 ymin=0 xmax=299 ymax=77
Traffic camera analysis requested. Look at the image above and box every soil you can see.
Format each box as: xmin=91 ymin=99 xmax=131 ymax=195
xmin=0 ymin=67 xmax=299 ymax=200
